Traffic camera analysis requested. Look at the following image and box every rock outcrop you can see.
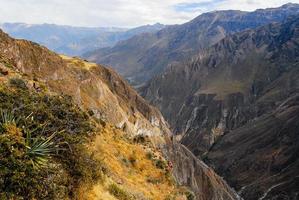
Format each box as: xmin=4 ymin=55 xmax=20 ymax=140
xmin=164 ymin=139 xmax=241 ymax=200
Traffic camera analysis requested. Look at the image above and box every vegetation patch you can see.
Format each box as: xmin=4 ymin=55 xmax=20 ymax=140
xmin=185 ymin=190 xmax=195 ymax=200
xmin=108 ymin=183 xmax=133 ymax=200
xmin=0 ymin=82 xmax=101 ymax=199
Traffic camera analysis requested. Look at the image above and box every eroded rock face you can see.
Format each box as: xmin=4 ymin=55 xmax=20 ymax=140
xmin=163 ymin=139 xmax=241 ymax=200
xmin=0 ymin=29 xmax=169 ymax=138
xmin=176 ymin=93 xmax=254 ymax=156
xmin=143 ymin=15 xmax=299 ymax=199
xmin=206 ymin=94 xmax=299 ymax=200
xmin=143 ymin=15 xmax=299 ymax=154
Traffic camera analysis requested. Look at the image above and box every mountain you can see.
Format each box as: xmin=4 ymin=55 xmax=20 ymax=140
xmin=85 ymin=3 xmax=299 ymax=86
xmin=0 ymin=29 xmax=239 ymax=199
xmin=142 ymin=15 xmax=299 ymax=199
xmin=206 ymin=94 xmax=299 ymax=200
xmin=0 ymin=22 xmax=165 ymax=56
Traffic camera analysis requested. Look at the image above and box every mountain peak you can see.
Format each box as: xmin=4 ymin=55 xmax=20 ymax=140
xmin=86 ymin=4 xmax=299 ymax=85
xmin=282 ymin=2 xmax=299 ymax=8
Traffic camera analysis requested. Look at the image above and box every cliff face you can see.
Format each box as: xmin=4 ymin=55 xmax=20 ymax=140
xmin=0 ymin=29 xmax=239 ymax=200
xmin=142 ymin=15 xmax=299 ymax=154
xmin=207 ymin=94 xmax=299 ymax=200
xmin=0 ymin=29 xmax=169 ymax=138
xmin=85 ymin=3 xmax=299 ymax=85
xmin=164 ymin=140 xmax=241 ymax=200
xmin=142 ymin=15 xmax=299 ymax=199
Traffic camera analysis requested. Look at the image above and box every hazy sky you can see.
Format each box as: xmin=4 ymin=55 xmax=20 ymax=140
xmin=0 ymin=0 xmax=298 ymax=27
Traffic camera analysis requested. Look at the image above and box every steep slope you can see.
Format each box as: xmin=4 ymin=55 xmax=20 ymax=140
xmin=1 ymin=23 xmax=164 ymax=56
xmin=0 ymin=29 xmax=239 ymax=200
xmin=142 ymin=15 xmax=299 ymax=199
xmin=143 ymin=14 xmax=299 ymax=153
xmin=85 ymin=3 xmax=299 ymax=85
xmin=164 ymin=139 xmax=241 ymax=200
xmin=206 ymin=94 xmax=299 ymax=200
xmin=0 ymin=28 xmax=169 ymax=137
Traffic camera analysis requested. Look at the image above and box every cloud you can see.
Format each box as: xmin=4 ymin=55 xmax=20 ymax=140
xmin=0 ymin=0 xmax=298 ymax=27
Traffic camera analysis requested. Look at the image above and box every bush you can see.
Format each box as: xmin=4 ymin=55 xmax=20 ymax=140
xmin=9 ymin=78 xmax=27 ymax=89
xmin=155 ymin=159 xmax=166 ymax=170
xmin=185 ymin=191 xmax=195 ymax=200
xmin=108 ymin=183 xmax=133 ymax=200
xmin=0 ymin=126 xmax=54 ymax=199
xmin=0 ymin=84 xmax=99 ymax=199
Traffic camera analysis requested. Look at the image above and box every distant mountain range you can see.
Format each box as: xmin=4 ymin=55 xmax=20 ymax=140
xmin=0 ymin=22 xmax=165 ymax=56
xmin=84 ymin=3 xmax=299 ymax=86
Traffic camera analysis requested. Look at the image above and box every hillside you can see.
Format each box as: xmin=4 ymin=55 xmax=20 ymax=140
xmin=85 ymin=3 xmax=299 ymax=85
xmin=142 ymin=15 xmax=299 ymax=199
xmin=0 ymin=29 xmax=240 ymax=200
xmin=1 ymin=23 xmax=165 ymax=56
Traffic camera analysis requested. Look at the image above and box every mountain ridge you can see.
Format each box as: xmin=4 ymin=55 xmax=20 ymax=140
xmin=142 ymin=14 xmax=299 ymax=199
xmin=1 ymin=22 xmax=165 ymax=56
xmin=85 ymin=3 xmax=299 ymax=85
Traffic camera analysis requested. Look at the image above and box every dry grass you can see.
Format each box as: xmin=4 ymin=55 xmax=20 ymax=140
xmin=81 ymin=124 xmax=183 ymax=200
xmin=196 ymin=79 xmax=247 ymax=100
xmin=60 ymin=54 xmax=98 ymax=70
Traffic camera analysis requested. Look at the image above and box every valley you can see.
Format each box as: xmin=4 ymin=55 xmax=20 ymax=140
xmin=1 ymin=2 xmax=299 ymax=200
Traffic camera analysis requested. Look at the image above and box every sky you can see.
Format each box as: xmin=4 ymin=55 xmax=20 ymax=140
xmin=0 ymin=0 xmax=299 ymax=28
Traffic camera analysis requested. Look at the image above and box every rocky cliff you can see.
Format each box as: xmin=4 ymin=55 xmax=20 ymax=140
xmin=164 ymin=139 xmax=241 ymax=200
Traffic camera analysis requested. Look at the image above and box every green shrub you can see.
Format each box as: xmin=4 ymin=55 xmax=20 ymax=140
xmin=0 ymin=127 xmax=53 ymax=199
xmin=108 ymin=183 xmax=133 ymax=200
xmin=185 ymin=190 xmax=195 ymax=200
xmin=25 ymin=131 xmax=59 ymax=169
xmin=9 ymin=78 xmax=27 ymax=89
xmin=0 ymin=84 xmax=99 ymax=199
xmin=155 ymin=159 xmax=166 ymax=170
xmin=0 ymin=109 xmax=20 ymax=132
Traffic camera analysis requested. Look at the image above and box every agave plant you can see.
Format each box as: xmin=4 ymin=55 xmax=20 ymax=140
xmin=25 ymin=130 xmax=62 ymax=169
xmin=23 ymin=115 xmax=64 ymax=169
xmin=0 ymin=109 xmax=20 ymax=132
xmin=0 ymin=109 xmax=64 ymax=169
